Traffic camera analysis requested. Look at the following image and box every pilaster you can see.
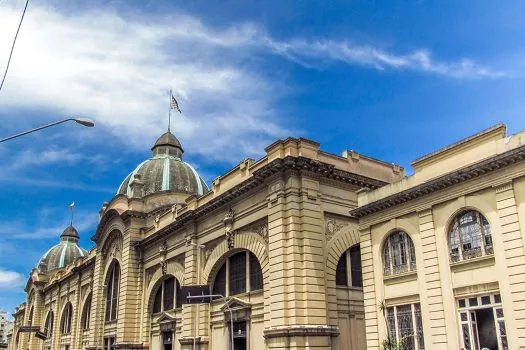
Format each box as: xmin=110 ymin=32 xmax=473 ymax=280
xmin=117 ymin=230 xmax=142 ymax=344
xmin=360 ymin=226 xmax=379 ymax=350
xmin=180 ymin=231 xmax=199 ymax=349
xmin=417 ymin=207 xmax=448 ymax=348
xmin=264 ymin=171 xmax=330 ymax=349
xmin=494 ymin=181 xmax=525 ymax=348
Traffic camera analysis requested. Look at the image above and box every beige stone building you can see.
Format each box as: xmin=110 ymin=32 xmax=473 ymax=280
xmin=8 ymin=123 xmax=525 ymax=350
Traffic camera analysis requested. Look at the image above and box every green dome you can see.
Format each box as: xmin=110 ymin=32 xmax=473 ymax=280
xmin=37 ymin=225 xmax=87 ymax=273
xmin=117 ymin=131 xmax=209 ymax=198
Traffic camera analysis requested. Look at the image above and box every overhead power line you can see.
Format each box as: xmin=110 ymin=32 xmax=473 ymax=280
xmin=0 ymin=0 xmax=31 ymax=93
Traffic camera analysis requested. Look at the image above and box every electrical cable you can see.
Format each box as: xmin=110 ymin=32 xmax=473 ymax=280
xmin=0 ymin=0 xmax=31 ymax=93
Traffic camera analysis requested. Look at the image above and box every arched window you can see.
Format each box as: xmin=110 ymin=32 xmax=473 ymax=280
xmin=105 ymin=262 xmax=120 ymax=322
xmin=449 ymin=210 xmax=492 ymax=262
xmin=383 ymin=231 xmax=416 ymax=276
xmin=152 ymin=276 xmax=182 ymax=313
xmin=335 ymin=245 xmax=362 ymax=287
xmin=44 ymin=311 xmax=54 ymax=338
xmin=211 ymin=251 xmax=263 ymax=297
xmin=60 ymin=303 xmax=73 ymax=334
xmin=81 ymin=293 xmax=92 ymax=330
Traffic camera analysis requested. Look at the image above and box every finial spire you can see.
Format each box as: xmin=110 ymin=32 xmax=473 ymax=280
xmin=69 ymin=202 xmax=75 ymax=227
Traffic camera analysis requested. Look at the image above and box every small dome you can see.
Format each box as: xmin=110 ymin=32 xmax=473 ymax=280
xmin=37 ymin=225 xmax=87 ymax=273
xmin=117 ymin=131 xmax=209 ymax=198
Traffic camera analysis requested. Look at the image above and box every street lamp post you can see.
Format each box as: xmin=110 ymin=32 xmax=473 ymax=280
xmin=0 ymin=118 xmax=95 ymax=143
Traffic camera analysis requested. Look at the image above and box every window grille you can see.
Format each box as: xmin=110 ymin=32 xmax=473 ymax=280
xmin=383 ymin=231 xmax=417 ymax=276
xmin=449 ymin=210 xmax=493 ymax=262
xmin=386 ymin=303 xmax=425 ymax=350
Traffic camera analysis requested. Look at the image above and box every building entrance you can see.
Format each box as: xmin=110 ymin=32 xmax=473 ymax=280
xmin=162 ymin=331 xmax=173 ymax=350
xmin=232 ymin=321 xmax=247 ymax=350
xmin=457 ymin=293 xmax=508 ymax=350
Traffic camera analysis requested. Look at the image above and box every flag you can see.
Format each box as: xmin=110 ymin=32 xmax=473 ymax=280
xmin=171 ymin=94 xmax=182 ymax=113
xmin=70 ymin=202 xmax=75 ymax=209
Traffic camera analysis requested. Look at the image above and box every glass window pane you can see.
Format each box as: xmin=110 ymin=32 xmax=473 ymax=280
xmin=386 ymin=307 xmax=396 ymax=341
xmin=229 ymin=252 xmax=247 ymax=295
xmin=481 ymin=296 xmax=490 ymax=305
xmin=350 ymin=245 xmax=363 ymax=287
xmin=468 ymin=297 xmax=478 ymax=307
xmin=175 ymin=278 xmax=183 ymax=308
xmin=249 ymin=253 xmax=263 ymax=291
xmin=163 ymin=277 xmax=175 ymax=311
xmin=496 ymin=308 xmax=504 ymax=318
xmin=494 ymin=294 xmax=501 ymax=303
xmin=458 ymin=299 xmax=466 ymax=308
xmin=111 ymin=264 xmax=120 ymax=321
xmin=212 ymin=264 xmax=226 ymax=296
xmin=335 ymin=253 xmax=348 ymax=286
xmin=153 ymin=285 xmax=162 ymax=313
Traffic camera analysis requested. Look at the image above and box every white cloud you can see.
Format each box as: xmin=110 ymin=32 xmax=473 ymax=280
xmin=264 ymin=39 xmax=506 ymax=78
xmin=0 ymin=269 xmax=25 ymax=288
xmin=0 ymin=1 xmax=504 ymax=166
xmin=0 ymin=3 xmax=288 ymax=163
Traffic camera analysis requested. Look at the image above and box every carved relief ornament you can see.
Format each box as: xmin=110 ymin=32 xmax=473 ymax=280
xmin=224 ymin=208 xmax=235 ymax=249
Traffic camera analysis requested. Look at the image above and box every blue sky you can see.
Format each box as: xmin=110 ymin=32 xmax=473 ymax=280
xmin=1 ymin=0 xmax=524 ymax=315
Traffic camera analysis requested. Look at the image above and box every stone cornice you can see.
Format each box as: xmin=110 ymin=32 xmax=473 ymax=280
xmin=351 ymin=144 xmax=525 ymax=218
xmin=138 ymin=156 xmax=387 ymax=248
xmin=263 ymin=325 xmax=339 ymax=339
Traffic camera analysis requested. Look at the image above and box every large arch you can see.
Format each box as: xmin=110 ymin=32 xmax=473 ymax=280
xmin=142 ymin=260 xmax=185 ymax=344
xmin=326 ymin=225 xmax=361 ymax=328
xmin=202 ymin=231 xmax=269 ymax=285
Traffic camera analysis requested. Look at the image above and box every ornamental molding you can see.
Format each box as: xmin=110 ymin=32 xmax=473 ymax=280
xmin=139 ymin=156 xmax=386 ymax=248
xmin=351 ymin=144 xmax=525 ymax=218
xmin=324 ymin=215 xmax=350 ymax=241
xmin=494 ymin=181 xmax=513 ymax=194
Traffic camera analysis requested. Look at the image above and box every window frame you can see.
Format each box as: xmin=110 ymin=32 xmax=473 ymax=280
xmin=335 ymin=245 xmax=363 ymax=288
xmin=152 ymin=276 xmax=182 ymax=314
xmin=44 ymin=310 xmax=54 ymax=338
xmin=212 ymin=251 xmax=263 ymax=297
xmin=60 ymin=303 xmax=73 ymax=335
xmin=448 ymin=210 xmax=493 ymax=263
xmin=383 ymin=231 xmax=417 ymax=276
xmin=386 ymin=303 xmax=425 ymax=350
xmin=105 ymin=262 xmax=120 ymax=322
xmin=81 ymin=294 xmax=92 ymax=331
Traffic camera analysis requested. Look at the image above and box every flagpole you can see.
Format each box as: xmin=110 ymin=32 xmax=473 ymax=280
xmin=168 ymin=89 xmax=172 ymax=132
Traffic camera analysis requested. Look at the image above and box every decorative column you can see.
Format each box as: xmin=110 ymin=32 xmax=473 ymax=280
xmin=494 ymin=181 xmax=525 ymax=349
xmin=360 ymin=226 xmax=379 ymax=350
xmin=417 ymin=207 xmax=448 ymax=348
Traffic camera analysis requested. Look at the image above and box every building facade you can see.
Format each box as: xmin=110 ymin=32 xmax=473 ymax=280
xmin=1 ymin=311 xmax=13 ymax=345
xmin=8 ymin=124 xmax=525 ymax=350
